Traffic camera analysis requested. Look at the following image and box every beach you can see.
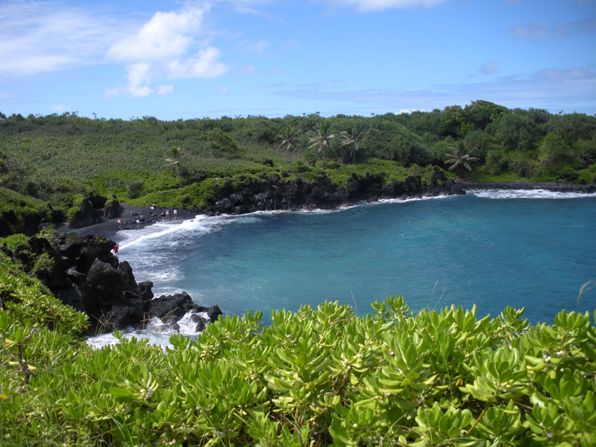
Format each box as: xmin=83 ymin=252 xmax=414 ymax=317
xmin=58 ymin=203 xmax=197 ymax=240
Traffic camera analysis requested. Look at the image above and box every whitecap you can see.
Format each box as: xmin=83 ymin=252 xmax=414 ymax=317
xmin=467 ymin=189 xmax=596 ymax=200
xmin=117 ymin=215 xmax=227 ymax=251
xmin=86 ymin=310 xmax=211 ymax=349
xmin=376 ymin=195 xmax=452 ymax=205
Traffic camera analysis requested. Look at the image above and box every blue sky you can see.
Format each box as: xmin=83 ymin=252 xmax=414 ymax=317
xmin=1 ymin=0 xmax=595 ymax=119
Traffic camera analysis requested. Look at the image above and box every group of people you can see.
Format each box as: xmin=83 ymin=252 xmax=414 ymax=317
xmin=111 ymin=206 xmax=182 ymax=255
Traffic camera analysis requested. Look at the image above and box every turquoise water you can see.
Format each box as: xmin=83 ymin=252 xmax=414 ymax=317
xmin=117 ymin=191 xmax=596 ymax=324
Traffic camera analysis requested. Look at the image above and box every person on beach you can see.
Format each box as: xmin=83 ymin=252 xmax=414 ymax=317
xmin=173 ymin=209 xmax=178 ymax=218
xmin=165 ymin=209 xmax=170 ymax=219
xmin=117 ymin=218 xmax=121 ymax=229
xmin=112 ymin=243 xmax=119 ymax=254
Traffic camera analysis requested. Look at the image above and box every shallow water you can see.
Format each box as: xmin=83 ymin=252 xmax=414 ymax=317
xmin=113 ymin=190 xmax=596 ymax=328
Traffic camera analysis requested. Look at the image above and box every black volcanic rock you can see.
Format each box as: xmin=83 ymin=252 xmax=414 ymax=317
xmin=104 ymin=199 xmax=123 ymax=219
xmin=148 ymin=292 xmax=196 ymax=323
xmin=201 ymin=172 xmax=459 ymax=216
xmin=69 ymin=199 xmax=103 ymax=229
xmin=6 ymin=234 xmax=218 ymax=334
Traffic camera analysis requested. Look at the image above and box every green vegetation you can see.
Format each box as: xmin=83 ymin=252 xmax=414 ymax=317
xmin=1 ymin=247 xmax=594 ymax=445
xmin=1 ymin=102 xmax=594 ymax=230
xmin=0 ymin=187 xmax=62 ymax=237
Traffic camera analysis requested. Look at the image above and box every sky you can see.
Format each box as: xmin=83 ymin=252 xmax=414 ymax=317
xmin=1 ymin=0 xmax=595 ymax=119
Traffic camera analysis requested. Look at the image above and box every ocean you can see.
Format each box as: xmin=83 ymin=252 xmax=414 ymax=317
xmin=88 ymin=189 xmax=596 ymax=347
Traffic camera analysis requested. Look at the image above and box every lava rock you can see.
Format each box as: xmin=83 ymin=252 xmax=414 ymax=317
xmin=104 ymin=199 xmax=123 ymax=219
xmin=69 ymin=199 xmax=103 ymax=229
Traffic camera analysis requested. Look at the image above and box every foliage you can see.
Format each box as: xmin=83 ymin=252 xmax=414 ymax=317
xmin=165 ymin=146 xmax=183 ymax=188
xmin=444 ymin=143 xmax=480 ymax=174
xmin=0 ymin=187 xmax=61 ymax=236
xmin=1 ymin=248 xmax=594 ymax=446
xmin=0 ymin=104 xmax=594 ymax=227
xmin=277 ymin=124 xmax=301 ymax=161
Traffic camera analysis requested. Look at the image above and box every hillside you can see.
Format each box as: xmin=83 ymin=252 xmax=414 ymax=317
xmin=1 ymin=101 xmax=595 ymax=230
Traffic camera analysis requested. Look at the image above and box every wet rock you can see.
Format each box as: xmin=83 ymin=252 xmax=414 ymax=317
xmin=148 ymin=292 xmax=196 ymax=323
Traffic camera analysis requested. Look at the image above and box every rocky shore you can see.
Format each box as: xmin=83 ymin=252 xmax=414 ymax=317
xmin=41 ymin=175 xmax=593 ymax=336
xmin=203 ymin=169 xmax=464 ymax=215
xmin=2 ymin=234 xmax=221 ymax=335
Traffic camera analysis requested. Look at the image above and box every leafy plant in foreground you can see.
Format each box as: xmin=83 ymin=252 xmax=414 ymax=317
xmin=1 ymin=254 xmax=595 ymax=446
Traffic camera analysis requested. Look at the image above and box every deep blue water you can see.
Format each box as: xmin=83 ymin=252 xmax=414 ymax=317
xmin=117 ymin=191 xmax=596 ymax=324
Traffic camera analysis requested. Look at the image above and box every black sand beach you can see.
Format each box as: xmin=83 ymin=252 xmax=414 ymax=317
xmin=58 ymin=204 xmax=197 ymax=241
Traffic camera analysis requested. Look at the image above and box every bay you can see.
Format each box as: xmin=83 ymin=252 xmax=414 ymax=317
xmin=116 ymin=190 xmax=596 ymax=325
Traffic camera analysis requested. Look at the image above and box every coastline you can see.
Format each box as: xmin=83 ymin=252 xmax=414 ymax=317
xmin=58 ymin=203 xmax=197 ymax=241
xmin=456 ymin=181 xmax=596 ymax=192
xmin=56 ymin=181 xmax=596 ymax=242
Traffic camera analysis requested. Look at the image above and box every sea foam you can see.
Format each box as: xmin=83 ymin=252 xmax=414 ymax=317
xmin=467 ymin=189 xmax=596 ymax=200
xmin=86 ymin=310 xmax=210 ymax=349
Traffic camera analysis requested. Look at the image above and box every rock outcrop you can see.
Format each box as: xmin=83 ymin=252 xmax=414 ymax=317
xmin=103 ymin=199 xmax=123 ymax=219
xmin=203 ymin=169 xmax=464 ymax=215
xmin=69 ymin=198 xmax=104 ymax=229
xmin=4 ymin=234 xmax=221 ymax=334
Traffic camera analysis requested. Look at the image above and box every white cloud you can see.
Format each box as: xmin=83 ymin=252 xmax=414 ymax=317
xmin=325 ymin=0 xmax=446 ymax=12
xmin=0 ymin=1 xmax=127 ymax=76
xmin=50 ymin=103 xmax=66 ymax=112
xmin=216 ymin=0 xmax=274 ymax=15
xmin=107 ymin=8 xmax=205 ymax=62
xmin=167 ymin=48 xmax=228 ymax=79
xmin=479 ymin=61 xmax=499 ymax=75
xmin=157 ymin=85 xmax=174 ymax=96
xmin=126 ymin=63 xmax=153 ymax=97
xmin=107 ymin=5 xmax=227 ymax=96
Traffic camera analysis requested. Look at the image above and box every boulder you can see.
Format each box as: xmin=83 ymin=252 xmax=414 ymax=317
xmin=196 ymin=304 xmax=223 ymax=322
xmin=86 ymin=259 xmax=124 ymax=299
xmin=69 ymin=199 xmax=103 ymax=229
xmin=148 ymin=292 xmax=196 ymax=323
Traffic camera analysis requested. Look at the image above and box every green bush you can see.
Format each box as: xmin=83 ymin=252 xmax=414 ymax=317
xmin=0 ymin=233 xmax=30 ymax=251
xmin=1 ymin=265 xmax=594 ymax=447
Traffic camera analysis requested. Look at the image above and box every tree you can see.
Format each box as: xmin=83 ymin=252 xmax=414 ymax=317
xmin=338 ymin=127 xmax=364 ymax=163
xmin=538 ymin=131 xmax=575 ymax=169
xmin=308 ymin=122 xmax=335 ymax=164
xmin=445 ymin=143 xmax=479 ymax=175
xmin=165 ymin=147 xmax=182 ymax=188
xmin=277 ymin=125 xmax=300 ymax=161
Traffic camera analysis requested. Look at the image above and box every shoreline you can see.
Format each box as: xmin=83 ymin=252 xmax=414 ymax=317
xmin=58 ymin=181 xmax=595 ymax=242
xmin=58 ymin=203 xmax=197 ymax=241
xmin=456 ymin=181 xmax=596 ymax=192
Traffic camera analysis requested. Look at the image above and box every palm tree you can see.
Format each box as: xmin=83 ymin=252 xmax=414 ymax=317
xmin=445 ymin=144 xmax=479 ymax=175
xmin=308 ymin=122 xmax=334 ymax=164
xmin=277 ymin=125 xmax=299 ymax=161
xmin=165 ymin=147 xmax=182 ymax=188
xmin=339 ymin=127 xmax=364 ymax=164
